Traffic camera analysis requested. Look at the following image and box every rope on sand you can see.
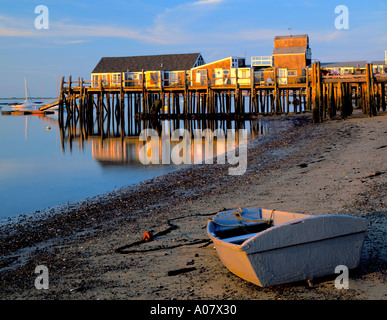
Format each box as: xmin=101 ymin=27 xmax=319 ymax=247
xmin=114 ymin=211 xmax=220 ymax=254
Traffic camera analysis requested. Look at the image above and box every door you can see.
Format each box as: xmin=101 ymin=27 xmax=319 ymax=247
xmin=278 ymin=68 xmax=287 ymax=84
xmin=196 ymin=70 xmax=206 ymax=85
xmin=214 ymin=68 xmax=223 ymax=85
xmin=223 ymin=69 xmax=230 ymax=85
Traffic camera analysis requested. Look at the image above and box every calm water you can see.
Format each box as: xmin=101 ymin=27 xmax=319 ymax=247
xmin=0 ymin=99 xmax=267 ymax=220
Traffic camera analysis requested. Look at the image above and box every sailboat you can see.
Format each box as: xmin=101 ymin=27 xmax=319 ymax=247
xmin=9 ymin=78 xmax=37 ymax=109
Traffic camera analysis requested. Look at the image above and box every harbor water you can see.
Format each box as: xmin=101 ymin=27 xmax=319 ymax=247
xmin=0 ymin=99 xmax=267 ymax=220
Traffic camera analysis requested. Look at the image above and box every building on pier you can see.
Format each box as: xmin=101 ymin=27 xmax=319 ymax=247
xmin=272 ymin=34 xmax=312 ymax=84
xmin=321 ymin=61 xmax=367 ymax=75
xmin=251 ymin=34 xmax=312 ymax=85
xmin=189 ymin=56 xmax=247 ymax=86
xmin=91 ymin=53 xmax=205 ymax=88
xmin=370 ymin=60 xmax=387 ymax=74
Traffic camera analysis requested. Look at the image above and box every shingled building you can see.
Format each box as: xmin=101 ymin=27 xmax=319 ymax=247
xmin=272 ymin=34 xmax=312 ymax=83
xmin=91 ymin=53 xmax=205 ymax=87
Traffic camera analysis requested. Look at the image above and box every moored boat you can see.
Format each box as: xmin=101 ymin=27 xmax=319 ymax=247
xmin=207 ymin=207 xmax=368 ymax=287
xmin=8 ymin=78 xmax=39 ymax=109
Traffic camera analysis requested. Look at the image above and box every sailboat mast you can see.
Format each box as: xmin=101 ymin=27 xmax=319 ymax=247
xmin=24 ymin=78 xmax=27 ymax=101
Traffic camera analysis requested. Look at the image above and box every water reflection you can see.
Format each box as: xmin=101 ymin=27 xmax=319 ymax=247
xmin=60 ymin=116 xmax=268 ymax=166
xmin=0 ymin=102 xmax=269 ymax=217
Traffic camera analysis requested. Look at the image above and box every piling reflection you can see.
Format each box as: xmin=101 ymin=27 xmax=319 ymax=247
xmin=58 ymin=111 xmax=268 ymax=166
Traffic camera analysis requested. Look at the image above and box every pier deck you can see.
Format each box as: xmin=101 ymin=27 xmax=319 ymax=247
xmin=47 ymin=63 xmax=385 ymax=137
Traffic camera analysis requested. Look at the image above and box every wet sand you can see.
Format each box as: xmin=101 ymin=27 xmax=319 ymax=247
xmin=0 ymin=109 xmax=386 ymax=300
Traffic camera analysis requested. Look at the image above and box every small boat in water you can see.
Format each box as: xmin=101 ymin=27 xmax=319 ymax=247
xmin=8 ymin=78 xmax=38 ymax=109
xmin=207 ymin=207 xmax=368 ymax=287
xmin=11 ymin=100 xmax=36 ymax=109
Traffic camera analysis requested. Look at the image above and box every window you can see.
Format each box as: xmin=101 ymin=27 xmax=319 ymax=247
xmin=151 ymin=73 xmax=158 ymax=83
xmin=279 ymin=69 xmax=287 ymax=77
xmin=196 ymin=69 xmax=206 ymax=84
xmin=102 ymin=74 xmax=108 ymax=85
xmin=112 ymin=73 xmax=121 ymax=85
xmin=194 ymin=55 xmax=205 ymax=67
xmin=287 ymin=70 xmax=297 ymax=77
xmin=166 ymin=71 xmax=178 ymax=85
xmin=92 ymin=75 xmax=99 ymax=87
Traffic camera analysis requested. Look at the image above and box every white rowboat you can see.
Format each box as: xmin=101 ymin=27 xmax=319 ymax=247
xmin=207 ymin=207 xmax=368 ymax=287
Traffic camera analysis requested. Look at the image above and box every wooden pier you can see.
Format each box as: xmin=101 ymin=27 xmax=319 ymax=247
xmin=49 ymin=62 xmax=386 ymax=140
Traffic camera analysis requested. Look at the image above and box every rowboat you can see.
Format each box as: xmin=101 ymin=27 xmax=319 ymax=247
xmin=207 ymin=207 xmax=368 ymax=287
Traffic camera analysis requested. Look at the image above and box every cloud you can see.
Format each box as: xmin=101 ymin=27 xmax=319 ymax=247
xmin=145 ymin=0 xmax=228 ymax=45
xmin=0 ymin=1 xmax=226 ymax=46
xmin=54 ymin=39 xmax=91 ymax=45
xmin=0 ymin=15 xmax=166 ymax=44
xmin=51 ymin=22 xmax=167 ymax=44
xmin=0 ymin=25 xmax=35 ymax=37
xmin=193 ymin=0 xmax=223 ymax=5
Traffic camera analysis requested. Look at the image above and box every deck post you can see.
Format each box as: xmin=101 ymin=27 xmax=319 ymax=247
xmin=99 ymin=78 xmax=104 ymax=139
xmin=235 ymin=70 xmax=239 ymax=114
xmin=311 ymin=62 xmax=323 ymax=123
xmin=317 ymin=62 xmax=323 ymax=122
xmin=306 ymin=67 xmax=311 ymax=111
xmin=184 ymin=72 xmax=188 ymax=114
xmin=58 ymin=76 xmax=65 ymax=124
xmin=273 ymin=67 xmax=280 ymax=113
xmin=79 ymin=78 xmax=85 ymax=140
xmin=141 ymin=69 xmax=146 ymax=114
xmin=365 ymin=63 xmax=376 ymax=117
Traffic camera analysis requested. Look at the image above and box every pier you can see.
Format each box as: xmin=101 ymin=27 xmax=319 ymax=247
xmin=51 ymin=62 xmax=386 ymax=135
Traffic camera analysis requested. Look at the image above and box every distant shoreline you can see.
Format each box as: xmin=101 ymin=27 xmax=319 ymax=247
xmin=0 ymin=97 xmax=56 ymax=100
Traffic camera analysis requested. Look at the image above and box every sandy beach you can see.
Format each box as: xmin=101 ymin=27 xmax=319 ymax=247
xmin=0 ymin=109 xmax=386 ymax=301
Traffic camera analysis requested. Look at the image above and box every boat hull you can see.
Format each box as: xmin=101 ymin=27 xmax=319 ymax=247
xmin=207 ymin=208 xmax=368 ymax=287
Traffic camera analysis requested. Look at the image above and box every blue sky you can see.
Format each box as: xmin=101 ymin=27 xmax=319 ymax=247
xmin=0 ymin=0 xmax=386 ymax=97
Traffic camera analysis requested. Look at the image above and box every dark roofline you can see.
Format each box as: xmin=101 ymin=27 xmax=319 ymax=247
xmin=274 ymin=34 xmax=309 ymax=40
xmin=321 ymin=61 xmax=367 ymax=68
xmin=92 ymin=53 xmax=203 ymax=73
xmin=371 ymin=60 xmax=386 ymax=65
xmin=97 ymin=52 xmax=201 ymax=60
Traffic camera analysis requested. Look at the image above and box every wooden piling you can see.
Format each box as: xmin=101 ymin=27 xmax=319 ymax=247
xmin=365 ymin=63 xmax=377 ymax=117
xmin=55 ymin=63 xmax=385 ymax=138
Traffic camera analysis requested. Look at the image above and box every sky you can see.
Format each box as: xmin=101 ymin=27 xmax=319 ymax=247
xmin=0 ymin=0 xmax=386 ymax=98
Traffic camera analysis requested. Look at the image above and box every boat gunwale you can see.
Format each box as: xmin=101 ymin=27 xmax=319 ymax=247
xmin=207 ymin=213 xmax=369 ymax=253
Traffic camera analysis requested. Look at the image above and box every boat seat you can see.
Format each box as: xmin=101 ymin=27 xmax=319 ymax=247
xmin=221 ymin=232 xmax=260 ymax=244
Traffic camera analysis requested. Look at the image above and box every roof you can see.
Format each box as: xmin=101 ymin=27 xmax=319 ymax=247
xmin=191 ymin=56 xmax=230 ymax=70
xmin=371 ymin=60 xmax=386 ymax=66
xmin=272 ymin=46 xmax=308 ymax=55
xmin=321 ymin=61 xmax=367 ymax=69
xmin=274 ymin=34 xmax=309 ymax=40
xmin=92 ymin=53 xmax=203 ymax=73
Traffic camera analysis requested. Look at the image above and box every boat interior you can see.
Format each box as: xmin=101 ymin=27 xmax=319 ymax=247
xmin=208 ymin=207 xmax=311 ymax=245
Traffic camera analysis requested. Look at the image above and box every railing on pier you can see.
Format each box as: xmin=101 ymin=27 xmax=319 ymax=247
xmin=64 ymin=71 xmax=309 ymax=91
xmin=251 ymin=56 xmax=273 ymax=67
